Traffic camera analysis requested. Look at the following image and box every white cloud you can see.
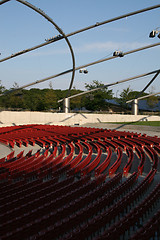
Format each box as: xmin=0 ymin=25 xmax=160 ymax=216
xmin=28 ymin=40 xmax=152 ymax=57
xmin=74 ymin=41 xmax=150 ymax=53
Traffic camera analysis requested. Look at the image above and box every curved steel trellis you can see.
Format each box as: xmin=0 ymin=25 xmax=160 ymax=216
xmin=1 ymin=1 xmax=160 ymax=98
xmin=57 ymin=69 xmax=160 ymax=102
xmin=16 ymin=0 xmax=76 ymax=94
xmin=1 ymin=41 xmax=160 ymax=97
xmin=1 ymin=3 xmax=160 ymax=63
xmin=1 ymin=0 xmax=76 ymax=94
xmin=0 ymin=0 xmax=10 ymax=4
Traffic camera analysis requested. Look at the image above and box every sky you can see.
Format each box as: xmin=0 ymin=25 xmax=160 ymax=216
xmin=0 ymin=0 xmax=160 ymax=97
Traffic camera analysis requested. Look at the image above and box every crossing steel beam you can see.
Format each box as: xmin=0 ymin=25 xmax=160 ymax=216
xmin=1 ymin=41 xmax=160 ymax=97
xmin=1 ymin=3 xmax=160 ymax=63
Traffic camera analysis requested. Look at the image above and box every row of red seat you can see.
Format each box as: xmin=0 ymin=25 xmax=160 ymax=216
xmin=130 ymin=209 xmax=160 ymax=240
xmin=95 ymin=170 xmax=159 ymax=240
xmin=58 ymin=172 xmax=138 ymax=240
xmin=0 ymin=174 xmax=106 ymax=239
xmin=0 ymin=123 xmax=159 ymax=182
xmin=65 ymin=170 xmax=155 ymax=240
xmin=123 ymin=147 xmax=134 ymax=176
xmin=0 ymin=124 xmax=159 ymax=239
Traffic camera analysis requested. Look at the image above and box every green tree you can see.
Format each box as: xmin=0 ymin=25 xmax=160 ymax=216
xmin=84 ymin=80 xmax=113 ymax=111
xmin=119 ymin=87 xmax=147 ymax=107
xmin=69 ymin=89 xmax=83 ymax=110
xmin=119 ymin=86 xmax=132 ymax=105
xmin=0 ymin=81 xmax=6 ymax=109
xmin=43 ymin=89 xmax=58 ymax=110
xmin=23 ymin=89 xmax=45 ymax=111
xmin=146 ymin=87 xmax=159 ymax=108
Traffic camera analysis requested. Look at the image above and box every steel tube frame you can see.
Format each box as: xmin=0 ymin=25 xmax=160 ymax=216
xmin=58 ymin=69 xmax=160 ymax=102
xmin=131 ymin=91 xmax=160 ymax=116
xmin=128 ymin=71 xmax=160 ymax=102
xmin=1 ymin=4 xmax=160 ymax=63
xmin=16 ymin=0 xmax=75 ymax=92
xmin=63 ymin=98 xmax=70 ymax=113
xmin=1 ymin=1 xmax=160 ymax=99
xmin=0 ymin=0 xmax=10 ymax=4
xmin=132 ymin=99 xmax=138 ymax=115
xmin=2 ymin=42 xmax=160 ymax=97
xmin=2 ymin=0 xmax=76 ymax=94
xmin=129 ymin=91 xmax=160 ymax=101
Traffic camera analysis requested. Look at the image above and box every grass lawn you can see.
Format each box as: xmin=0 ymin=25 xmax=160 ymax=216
xmin=109 ymin=121 xmax=160 ymax=127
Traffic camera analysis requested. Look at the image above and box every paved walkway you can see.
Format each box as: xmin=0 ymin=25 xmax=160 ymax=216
xmin=81 ymin=123 xmax=160 ymax=137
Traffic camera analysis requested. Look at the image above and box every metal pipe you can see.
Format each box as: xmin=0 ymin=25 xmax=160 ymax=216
xmin=127 ymin=71 xmax=160 ymax=103
xmin=132 ymin=99 xmax=138 ymax=115
xmin=58 ymin=69 xmax=160 ymax=102
xmin=128 ymin=91 xmax=160 ymax=102
xmin=1 ymin=4 xmax=160 ymax=63
xmin=2 ymin=41 xmax=160 ymax=96
xmin=63 ymin=98 xmax=70 ymax=113
xmin=132 ymin=71 xmax=160 ymax=100
xmin=68 ymin=4 xmax=160 ymax=37
xmin=16 ymin=0 xmax=75 ymax=94
xmin=0 ymin=0 xmax=10 ymax=5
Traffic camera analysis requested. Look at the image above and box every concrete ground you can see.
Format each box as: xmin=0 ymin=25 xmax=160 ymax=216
xmin=0 ymin=143 xmax=13 ymax=159
xmin=81 ymin=123 xmax=160 ymax=137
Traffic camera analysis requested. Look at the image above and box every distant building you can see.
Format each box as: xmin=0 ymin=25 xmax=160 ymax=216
xmin=106 ymin=99 xmax=160 ymax=112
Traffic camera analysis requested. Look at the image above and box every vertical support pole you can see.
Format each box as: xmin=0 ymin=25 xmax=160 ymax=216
xmin=63 ymin=98 xmax=70 ymax=113
xmin=132 ymin=99 xmax=138 ymax=115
